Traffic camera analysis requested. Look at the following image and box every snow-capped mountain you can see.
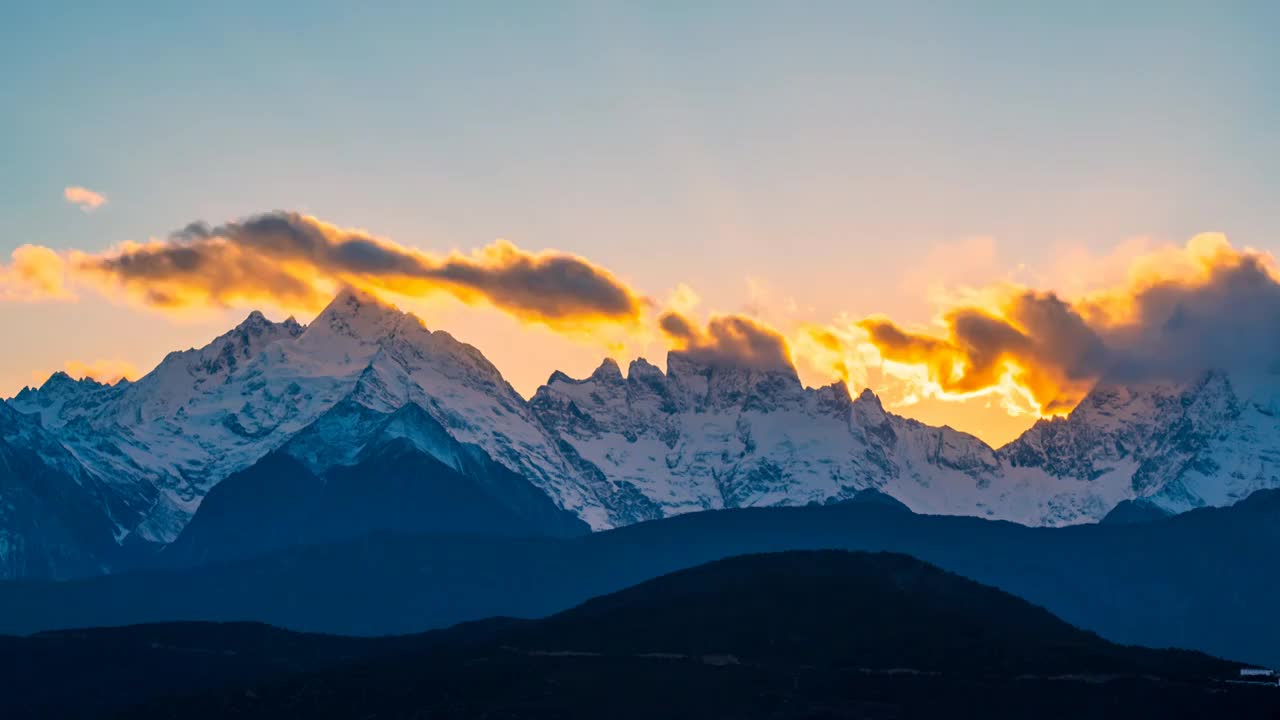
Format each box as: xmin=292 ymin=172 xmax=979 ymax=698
xmin=10 ymin=309 xmax=314 ymax=542
xmin=6 ymin=290 xmax=648 ymax=554
xmin=529 ymin=355 xmax=1004 ymax=518
xmin=7 ymin=288 xmax=1280 ymax=579
xmin=531 ymin=356 xmax=1280 ymax=527
xmin=1001 ymin=369 xmax=1280 ymax=518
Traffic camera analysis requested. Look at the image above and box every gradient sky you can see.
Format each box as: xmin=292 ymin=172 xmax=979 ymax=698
xmin=3 ymin=2 xmax=1279 ymax=446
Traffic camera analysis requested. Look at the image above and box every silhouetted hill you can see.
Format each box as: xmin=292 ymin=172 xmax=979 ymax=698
xmin=4 ymin=552 xmax=1273 ymax=719
xmin=2 ymin=491 xmax=1278 ymax=669
xmin=496 ymin=551 xmax=1241 ymax=678
xmin=131 ymin=553 xmax=1280 ymax=719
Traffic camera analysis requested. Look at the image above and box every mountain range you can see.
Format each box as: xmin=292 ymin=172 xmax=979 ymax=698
xmin=5 ymin=288 xmax=1280 ymax=579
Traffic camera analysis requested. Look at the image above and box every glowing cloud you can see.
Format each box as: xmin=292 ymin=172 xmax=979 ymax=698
xmin=659 ymin=310 xmax=794 ymax=372
xmin=61 ymin=359 xmax=139 ymax=385
xmin=0 ymin=245 xmax=75 ymax=302
xmin=71 ymin=211 xmax=649 ymax=332
xmin=850 ymin=234 xmax=1280 ymax=416
xmin=64 ymin=186 xmax=107 ymax=211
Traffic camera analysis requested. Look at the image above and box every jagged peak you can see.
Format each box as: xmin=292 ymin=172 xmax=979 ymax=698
xmin=541 ymin=359 xmax=625 ymax=390
xmin=32 ymin=371 xmax=105 ymax=395
xmin=318 ymin=286 xmax=398 ymax=319
xmin=41 ymin=370 xmax=76 ymax=387
xmin=590 ymin=358 xmax=624 ymax=383
xmin=546 ymin=369 xmax=577 ymax=386
xmin=308 ymin=288 xmax=418 ymax=342
xmin=627 ymin=357 xmax=664 ymax=380
xmin=855 ymin=387 xmax=882 ymax=407
xmin=203 ymin=309 xmax=307 ymax=350
xmin=817 ymin=380 xmax=854 ymax=402
xmin=851 ymin=386 xmax=891 ymax=426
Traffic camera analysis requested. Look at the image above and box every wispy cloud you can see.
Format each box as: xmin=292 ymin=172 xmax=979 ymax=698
xmin=63 ymin=186 xmax=108 ymax=211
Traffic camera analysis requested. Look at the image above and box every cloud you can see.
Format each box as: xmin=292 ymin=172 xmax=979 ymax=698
xmin=859 ymin=290 xmax=1107 ymax=414
xmin=69 ymin=211 xmax=648 ymax=331
xmin=64 ymin=186 xmax=107 ymax=211
xmin=0 ymin=245 xmax=75 ymax=302
xmin=852 ymin=234 xmax=1280 ymax=416
xmin=61 ymin=359 xmax=139 ymax=385
xmin=659 ymin=310 xmax=794 ymax=373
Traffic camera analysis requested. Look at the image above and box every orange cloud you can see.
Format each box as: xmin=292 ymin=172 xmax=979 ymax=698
xmin=0 ymin=245 xmax=75 ymax=302
xmin=61 ymin=359 xmax=139 ymax=385
xmin=64 ymin=186 xmax=107 ymax=211
xmin=68 ymin=211 xmax=649 ymax=333
xmin=848 ymin=234 xmax=1280 ymax=418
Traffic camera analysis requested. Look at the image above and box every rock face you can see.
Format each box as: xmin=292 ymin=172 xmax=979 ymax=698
xmin=6 ymin=289 xmax=1280 ymax=579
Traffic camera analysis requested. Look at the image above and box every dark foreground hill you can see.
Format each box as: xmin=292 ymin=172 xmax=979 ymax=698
xmin=2 ymin=491 xmax=1279 ymax=670
xmin=4 ymin=552 xmax=1276 ymax=719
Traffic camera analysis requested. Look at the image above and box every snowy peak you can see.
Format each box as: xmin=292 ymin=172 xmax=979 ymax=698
xmin=531 ymin=352 xmax=1003 ymax=520
xmin=37 ymin=371 xmax=105 ymax=394
xmin=11 ymin=371 xmax=101 ymax=409
xmin=200 ymin=310 xmax=305 ymax=373
xmin=303 ymin=287 xmax=412 ymax=344
xmin=9 ymin=371 xmax=124 ymax=430
xmin=590 ymin=358 xmax=625 ymax=384
xmin=997 ymin=367 xmax=1280 ymax=519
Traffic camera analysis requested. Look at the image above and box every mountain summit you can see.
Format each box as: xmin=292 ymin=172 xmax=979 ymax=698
xmin=3 ymin=290 xmax=630 ymax=567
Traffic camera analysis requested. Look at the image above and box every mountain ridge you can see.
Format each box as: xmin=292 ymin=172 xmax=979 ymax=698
xmin=7 ymin=289 xmax=1280 ymax=579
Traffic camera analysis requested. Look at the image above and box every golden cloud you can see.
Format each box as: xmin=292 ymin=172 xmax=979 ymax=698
xmin=0 ymin=245 xmax=75 ymax=302
xmin=68 ymin=211 xmax=649 ymax=332
xmin=848 ymin=234 xmax=1280 ymax=417
xmin=61 ymin=359 xmax=140 ymax=385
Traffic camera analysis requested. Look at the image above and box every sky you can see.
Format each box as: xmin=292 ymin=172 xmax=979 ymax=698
xmin=3 ymin=1 xmax=1279 ymax=447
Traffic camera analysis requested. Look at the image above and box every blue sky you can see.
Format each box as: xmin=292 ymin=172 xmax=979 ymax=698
xmin=2 ymin=2 xmax=1278 ymax=443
